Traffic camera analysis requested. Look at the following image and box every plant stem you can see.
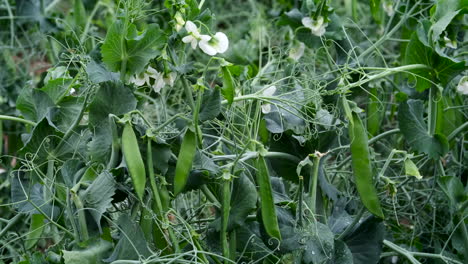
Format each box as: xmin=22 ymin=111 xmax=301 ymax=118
xmin=337 ymin=206 xmax=365 ymax=240
xmin=221 ymin=179 xmax=231 ymax=263
xmin=309 ymin=154 xmax=321 ymax=214
xmin=201 ymin=185 xmax=221 ymax=208
xmin=0 ymin=115 xmax=36 ymax=126
xmin=448 ymin=121 xmax=468 ymax=141
xmin=0 ymin=214 xmax=23 ymax=238
xmin=147 ymin=139 xmax=180 ymax=253
xmin=383 ymin=239 xmax=463 ymax=264
xmin=427 ymin=87 xmax=437 ymax=136
xmin=70 ymin=192 xmax=89 ymax=241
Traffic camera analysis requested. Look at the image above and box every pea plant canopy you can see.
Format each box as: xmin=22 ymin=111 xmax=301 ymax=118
xmin=0 ymin=0 xmax=467 ymax=263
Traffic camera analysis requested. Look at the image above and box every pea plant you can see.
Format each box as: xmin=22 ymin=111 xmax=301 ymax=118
xmin=0 ymin=0 xmax=467 ymax=263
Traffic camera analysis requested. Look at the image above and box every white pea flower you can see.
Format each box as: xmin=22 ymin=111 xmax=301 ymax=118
xmin=443 ymin=36 xmax=457 ymax=49
xmin=301 ymin=16 xmax=328 ymax=37
xmin=383 ymin=1 xmax=395 ymax=17
xmin=456 ymin=77 xmax=468 ymax=95
xmin=199 ymin=32 xmax=229 ymax=56
xmin=174 ymin=12 xmax=185 ymax=32
xmin=182 ymin=21 xmax=201 ymax=49
xmin=130 ymin=66 xmax=177 ymax=93
xmin=261 ymin=85 xmax=276 ymax=114
xmin=289 ymin=41 xmax=305 ymax=61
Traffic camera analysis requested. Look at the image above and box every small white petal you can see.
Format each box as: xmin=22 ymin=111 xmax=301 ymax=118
xmin=185 ymin=21 xmax=197 ymax=34
xmin=153 ymin=77 xmax=166 ymax=93
xmin=383 ymin=2 xmax=395 ymax=17
xmin=146 ymin=66 xmax=159 ymax=77
xmin=456 ymin=77 xmax=468 ymax=95
xmin=182 ymin=35 xmax=194 ymax=44
xmin=213 ymin=32 xmax=229 ymax=53
xmin=289 ymin=42 xmax=305 ymax=61
xmin=131 ymin=75 xmax=146 ymax=86
xmin=444 ymin=36 xmax=457 ymax=49
xmin=199 ymin=36 xmax=217 ymax=56
xmin=164 ymin=72 xmax=177 ymax=87
xmin=263 ymin=86 xmax=276 ymax=97
xmin=301 ymin=17 xmax=313 ymax=28
xmin=261 ymin=103 xmax=271 ymax=114
xmin=190 ymin=39 xmax=198 ymax=49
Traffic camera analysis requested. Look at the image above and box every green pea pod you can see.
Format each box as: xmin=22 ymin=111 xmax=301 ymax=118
xmin=367 ymin=87 xmax=381 ymax=136
xmin=174 ymin=129 xmax=197 ymax=195
xmin=25 ymin=214 xmax=45 ymax=249
xmin=349 ymin=112 xmax=384 ymax=218
xmin=256 ymin=155 xmax=282 ymax=240
xmin=122 ymin=123 xmax=146 ymax=201
xmin=221 ymin=67 xmax=235 ymax=104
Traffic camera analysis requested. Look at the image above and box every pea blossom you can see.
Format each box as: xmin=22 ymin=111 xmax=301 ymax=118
xmin=289 ymin=41 xmax=305 ymax=61
xmin=174 ymin=12 xmax=185 ymax=32
xmin=182 ymin=21 xmax=201 ymax=49
xmin=456 ymin=77 xmax=468 ymax=95
xmin=444 ymin=36 xmax=457 ymax=49
xmin=261 ymin=86 xmax=276 ymax=114
xmin=129 ymin=66 xmax=176 ymax=93
xmin=301 ymin=16 xmax=328 ymax=37
xmin=198 ymin=32 xmax=229 ymax=56
xmin=383 ymin=1 xmax=395 ymax=17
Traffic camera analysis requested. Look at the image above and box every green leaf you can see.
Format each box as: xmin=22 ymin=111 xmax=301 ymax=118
xmin=19 ymin=119 xmax=62 ymax=161
xmin=40 ymin=78 xmax=73 ymax=104
xmin=86 ymin=60 xmax=120 ymax=83
xmin=103 ymin=215 xmax=151 ymax=262
xmin=60 ymin=159 xmax=86 ymax=188
xmin=101 ymin=21 xmax=166 ymax=75
xmin=88 ymin=81 xmax=137 ymax=126
xmin=344 ymin=216 xmax=384 ymax=264
xmin=430 ymin=0 xmax=468 ymax=44
xmin=332 ymin=240 xmax=354 ymax=264
xmin=25 ymin=214 xmax=45 ymax=250
xmin=11 ymin=177 xmax=60 ymax=218
xmin=46 ymin=96 xmax=85 ymax=133
xmin=438 ymin=176 xmax=467 ymax=210
xmin=404 ymin=20 xmax=466 ymax=92
xmin=81 ymin=171 xmax=116 ymax=231
xmin=63 ymin=239 xmax=112 ymax=264
xmin=16 ymin=88 xmax=55 ymax=122
xmin=398 ymin=99 xmax=449 ymax=159
xmin=199 ymin=87 xmax=221 ymax=121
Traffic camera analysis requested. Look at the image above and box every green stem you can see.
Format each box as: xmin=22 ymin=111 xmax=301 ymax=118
xmin=201 ymin=185 xmax=221 ymax=208
xmin=147 ymin=139 xmax=180 ymax=253
xmin=71 ymin=192 xmax=89 ymax=241
xmin=383 ymin=239 xmax=464 ymax=264
xmin=337 ymin=206 xmax=365 ymax=240
xmin=221 ymin=179 xmax=231 ymax=263
xmin=309 ymin=154 xmax=321 ymax=214
xmin=229 ymin=229 xmax=237 ymax=262
xmin=79 ymin=1 xmax=102 ymax=44
xmin=66 ymin=188 xmax=80 ymax=243
xmin=0 ymin=214 xmax=23 ymax=238
xmin=0 ymin=120 xmax=3 ymax=156
xmin=0 ymin=115 xmax=36 ymax=126
xmin=448 ymin=121 xmax=468 ymax=141
xmin=427 ymin=87 xmax=437 ymax=136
